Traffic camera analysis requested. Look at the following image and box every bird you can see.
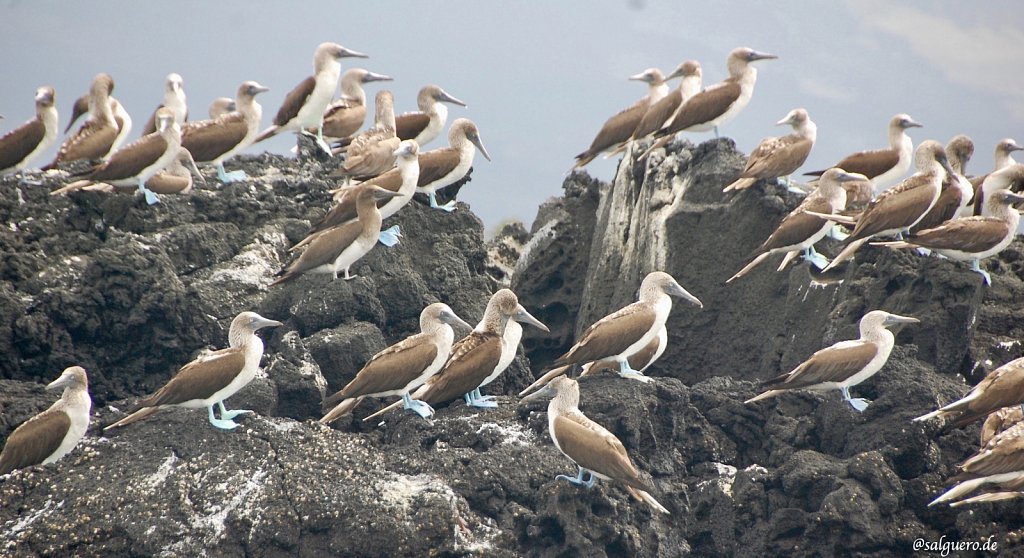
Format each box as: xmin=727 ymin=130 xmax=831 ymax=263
xmin=804 ymin=114 xmax=922 ymax=195
xmin=207 ymin=97 xmax=236 ymax=119
xmin=52 ymin=146 xmax=206 ymax=196
xmin=914 ymin=355 xmax=1024 ymax=429
xmin=271 ymin=183 xmax=402 ymax=285
xmin=929 ymin=420 xmax=1024 ymax=507
xmin=727 ymin=168 xmax=861 ymax=282
xmin=0 ymin=86 xmax=59 ymax=182
xmin=331 ymin=90 xmax=399 ymax=181
xmin=972 ymin=139 xmax=1024 ymax=216
xmin=253 ymin=42 xmax=368 ymax=154
xmin=180 ymin=80 xmax=270 ymax=183
xmin=415 ymin=118 xmax=491 ymax=212
xmin=613 ymin=60 xmax=703 ymax=155
xmin=104 ymin=312 xmax=282 ymax=431
xmin=44 ymin=74 xmax=119 ymax=169
xmin=319 ymin=68 xmax=392 ymax=142
xmin=0 ymin=366 xmax=91 ymax=476
xmin=745 ymin=310 xmax=918 ymax=411
xmin=643 ymin=47 xmax=778 ymax=158
xmin=872 ymin=187 xmax=1024 ymax=285
xmin=548 ymin=271 xmax=702 ymax=383
xmin=298 ymin=139 xmax=421 ymax=251
xmin=64 ymin=89 xmax=133 ymax=155
xmin=140 ymin=73 xmax=187 ymax=135
xmin=367 ymin=289 xmax=547 ymax=416
xmin=915 ymin=134 xmax=974 ymax=225
xmin=817 ymin=140 xmax=955 ymax=272
xmin=394 ymin=84 xmax=467 ymax=148
xmin=723 ymin=107 xmax=817 ymax=192
xmin=981 ymin=407 xmax=1023 ymax=448
xmin=572 ymin=68 xmax=671 ymax=169
xmin=54 ymin=107 xmax=182 ymax=205
xmin=520 ymin=376 xmax=670 ymax=514
xmin=319 ymin=303 xmax=471 ymax=423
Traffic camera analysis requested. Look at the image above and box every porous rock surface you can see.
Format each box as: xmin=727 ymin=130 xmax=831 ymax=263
xmin=1 ymin=140 xmax=1024 ymax=556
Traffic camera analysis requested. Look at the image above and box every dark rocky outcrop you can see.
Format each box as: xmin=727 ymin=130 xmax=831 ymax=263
xmin=3 ymin=140 xmax=1024 ymax=556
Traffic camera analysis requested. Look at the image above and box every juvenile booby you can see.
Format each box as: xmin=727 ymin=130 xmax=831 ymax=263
xmin=0 ymin=86 xmax=58 ymax=181
xmin=874 ymin=188 xmax=1024 ymax=285
xmin=208 ymin=97 xmax=236 ymax=119
xmin=818 ymin=140 xmax=954 ymax=272
xmin=141 ymin=73 xmax=188 ymax=135
xmin=519 ymin=326 xmax=666 ymax=398
xmin=320 ymin=69 xmax=392 ymax=141
xmin=572 ymin=68 xmax=670 ymax=169
xmin=804 ymin=114 xmax=922 ymax=194
xmin=643 ymin=47 xmax=777 ymax=157
xmin=521 ymin=376 xmax=670 ymax=514
xmin=727 ymin=168 xmax=860 ymax=282
xmin=0 ymin=367 xmax=90 ymax=476
xmin=394 ymin=85 xmax=467 ymax=148
xmin=271 ymin=184 xmax=402 ymax=284
xmin=299 ymin=140 xmax=420 ymax=250
xmin=723 ymin=108 xmax=817 ymax=192
xmin=44 ymin=74 xmax=119 ymax=169
xmin=972 ymin=139 xmax=1024 ymax=216
xmin=549 ymin=271 xmax=702 ymax=383
xmin=332 ymin=90 xmax=399 ymax=180
xmin=929 ymin=421 xmax=1024 ymax=507
xmin=105 ymin=312 xmax=281 ymax=431
xmin=745 ymin=310 xmax=918 ymax=411
xmin=181 ymin=81 xmax=270 ymax=183
xmin=319 ymin=303 xmax=471 ymax=423
xmin=914 ymin=355 xmax=1024 ymax=428
xmin=415 ymin=118 xmax=491 ymax=211
xmin=52 ymin=146 xmax=206 ymax=196
xmin=64 ymin=90 xmax=133 ymax=155
xmin=618 ymin=61 xmax=703 ymax=153
xmin=923 ymin=134 xmax=974 ymax=223
xmin=253 ymin=42 xmax=368 ymax=153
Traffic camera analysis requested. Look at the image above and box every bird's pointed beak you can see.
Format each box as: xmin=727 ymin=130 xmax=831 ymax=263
xmin=833 ymin=170 xmax=867 ymax=183
xmin=441 ymin=309 xmax=472 ymax=330
xmin=372 ymin=187 xmax=403 ymax=200
xmin=520 ymin=382 xmax=556 ymax=404
xmin=668 ymin=281 xmax=703 ymax=308
xmin=339 ymin=47 xmax=369 ymax=59
xmin=470 ymin=134 xmax=491 ymax=162
xmin=254 ymin=316 xmax=284 ymax=330
xmin=628 ymin=71 xmax=651 ymax=82
xmin=1002 ymin=191 xmax=1024 ymax=205
xmin=1009 ymin=143 xmax=1024 ymax=153
xmin=514 ymin=304 xmax=549 ymax=332
xmin=904 ymin=119 xmax=923 ymax=129
xmin=883 ymin=314 xmax=919 ymax=326
xmin=749 ymin=51 xmax=778 ymax=61
xmin=438 ymin=90 xmax=467 ymax=107
xmin=253 ymin=84 xmax=271 ymax=94
xmin=364 ymin=72 xmax=393 ymax=83
xmin=46 ymin=373 xmax=70 ymax=391
xmin=774 ymin=116 xmax=792 ymax=126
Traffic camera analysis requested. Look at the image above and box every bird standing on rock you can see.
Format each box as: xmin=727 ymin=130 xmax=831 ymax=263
xmin=804 ymin=114 xmax=922 ymax=195
xmin=415 ymin=118 xmax=491 ymax=212
xmin=723 ymin=107 xmax=816 ymax=193
xmin=0 ymin=86 xmax=58 ymax=182
xmin=395 ymin=84 xmax=467 ymax=148
xmin=181 ymin=80 xmax=270 ymax=183
xmin=319 ymin=68 xmax=392 ymax=143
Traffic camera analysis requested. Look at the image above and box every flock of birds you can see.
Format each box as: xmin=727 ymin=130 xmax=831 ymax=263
xmin=2 ymin=43 xmax=1024 ymax=517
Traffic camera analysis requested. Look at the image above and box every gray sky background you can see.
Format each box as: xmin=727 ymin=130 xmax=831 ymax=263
xmin=2 ymin=1 xmax=1023 ymax=234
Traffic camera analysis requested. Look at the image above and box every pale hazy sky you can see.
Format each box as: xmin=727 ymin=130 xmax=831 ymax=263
xmin=2 ymin=1 xmax=1022 ymax=232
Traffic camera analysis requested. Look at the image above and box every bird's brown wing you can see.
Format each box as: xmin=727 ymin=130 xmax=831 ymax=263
xmin=907 ymin=218 xmax=1009 ymax=252
xmin=418 ymin=332 xmax=501 ymax=406
xmin=0 ymin=119 xmax=45 ymax=171
xmin=0 ymin=409 xmax=72 ymax=475
xmin=552 ymin=303 xmax=658 ymax=367
xmin=143 ymin=347 xmax=247 ymax=407
xmin=181 ymin=114 xmax=247 ymax=162
xmin=396 ymin=112 xmax=430 ymax=141
xmin=766 ymin=341 xmax=878 ymax=389
xmin=327 ymin=335 xmax=440 ymax=403
xmin=274 ymin=77 xmax=315 ymax=126
xmin=553 ymin=413 xmax=653 ymax=492
xmin=87 ymin=134 xmax=169 ymax=181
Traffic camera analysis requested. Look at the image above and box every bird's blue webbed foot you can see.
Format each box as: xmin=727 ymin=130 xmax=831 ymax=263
xmin=428 ymin=192 xmax=457 ymax=212
xmin=216 ymin=163 xmax=248 ymax=183
xmin=137 ymin=179 xmax=160 ymax=205
xmin=556 ymin=467 xmax=596 ymax=488
xmin=463 ymin=388 xmax=498 ymax=408
xmin=217 ymin=401 xmax=254 ymax=421
xmin=18 ymin=172 xmax=42 ymax=186
xmin=402 ymin=393 xmax=434 ymax=419
xmin=827 ymin=225 xmax=849 ymax=241
xmin=618 ymin=360 xmax=651 ymax=383
xmin=802 ymin=246 xmax=831 ymax=270
xmin=971 ymin=260 xmax=992 ymax=286
xmin=207 ymin=405 xmax=241 ymax=430
xmin=315 ymin=129 xmax=333 ymax=156
xmin=841 ymin=387 xmax=870 ymax=412
xmin=378 ymin=225 xmax=402 ymax=247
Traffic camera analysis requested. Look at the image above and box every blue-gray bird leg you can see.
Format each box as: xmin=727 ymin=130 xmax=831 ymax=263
xmin=802 ymin=246 xmax=831 ymax=270
xmin=428 ymin=191 xmax=457 ymax=212
xmin=137 ymin=178 xmax=160 ymax=205
xmin=617 ymin=358 xmax=651 ymax=383
xmin=216 ymin=162 xmax=248 ymax=183
xmin=841 ymin=386 xmax=869 ymax=412
xmin=556 ymin=466 xmax=594 ymax=488
xmin=378 ymin=225 xmax=402 ymax=246
xmin=208 ymin=405 xmax=241 ymax=430
xmin=217 ymin=400 xmax=253 ymax=421
xmin=971 ymin=259 xmax=992 ymax=286
xmin=402 ymin=393 xmax=434 ymax=419
xmin=465 ymin=387 xmax=498 ymax=409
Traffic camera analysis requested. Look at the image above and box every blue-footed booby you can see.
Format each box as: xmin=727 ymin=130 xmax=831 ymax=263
xmin=0 ymin=86 xmax=58 ymax=181
xmin=415 ymin=118 xmax=491 ymax=211
xmin=208 ymin=97 xmax=236 ymax=119
xmin=105 ymin=312 xmax=281 ymax=431
xmin=254 ymin=42 xmax=368 ymax=153
xmin=271 ymin=183 xmax=402 ymax=285
xmin=298 ymin=140 xmax=420 ymax=251
xmin=521 ymin=376 xmax=670 ymax=514
xmin=727 ymin=168 xmax=860 ymax=282
xmin=919 ymin=134 xmax=974 ymax=224
xmin=141 ymin=73 xmax=187 ymax=135
xmin=805 ymin=114 xmax=922 ymax=194
xmin=818 ymin=140 xmax=954 ymax=272
xmin=572 ymin=68 xmax=669 ymax=169
xmin=332 ymin=90 xmax=399 ymax=180
xmin=319 ymin=303 xmax=471 ymax=423
xmin=929 ymin=421 xmax=1024 ymax=507
xmin=44 ymin=74 xmax=119 ymax=169
xmin=395 ymin=85 xmax=467 ymax=148
xmin=367 ymin=290 xmax=547 ymax=417
xmin=724 ymin=108 xmax=817 ymax=192
xmin=57 ymin=108 xmax=182 ymax=205
xmin=745 ymin=310 xmax=918 ymax=411
xmin=320 ymin=69 xmax=392 ymax=142
xmin=66 ymin=94 xmax=133 ymax=155
xmin=616 ymin=61 xmax=703 ymax=154
xmin=972 ymin=139 xmax=1024 ymax=215
xmin=874 ymin=185 xmax=1024 ymax=285
xmin=643 ymin=47 xmax=777 ymax=158
xmin=0 ymin=367 xmax=90 ymax=476
xmin=52 ymin=146 xmax=206 ymax=196
xmin=549 ymin=271 xmax=702 ymax=383
xmin=915 ymin=355 xmax=1024 ymax=429
xmin=181 ymin=81 xmax=270 ymax=183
